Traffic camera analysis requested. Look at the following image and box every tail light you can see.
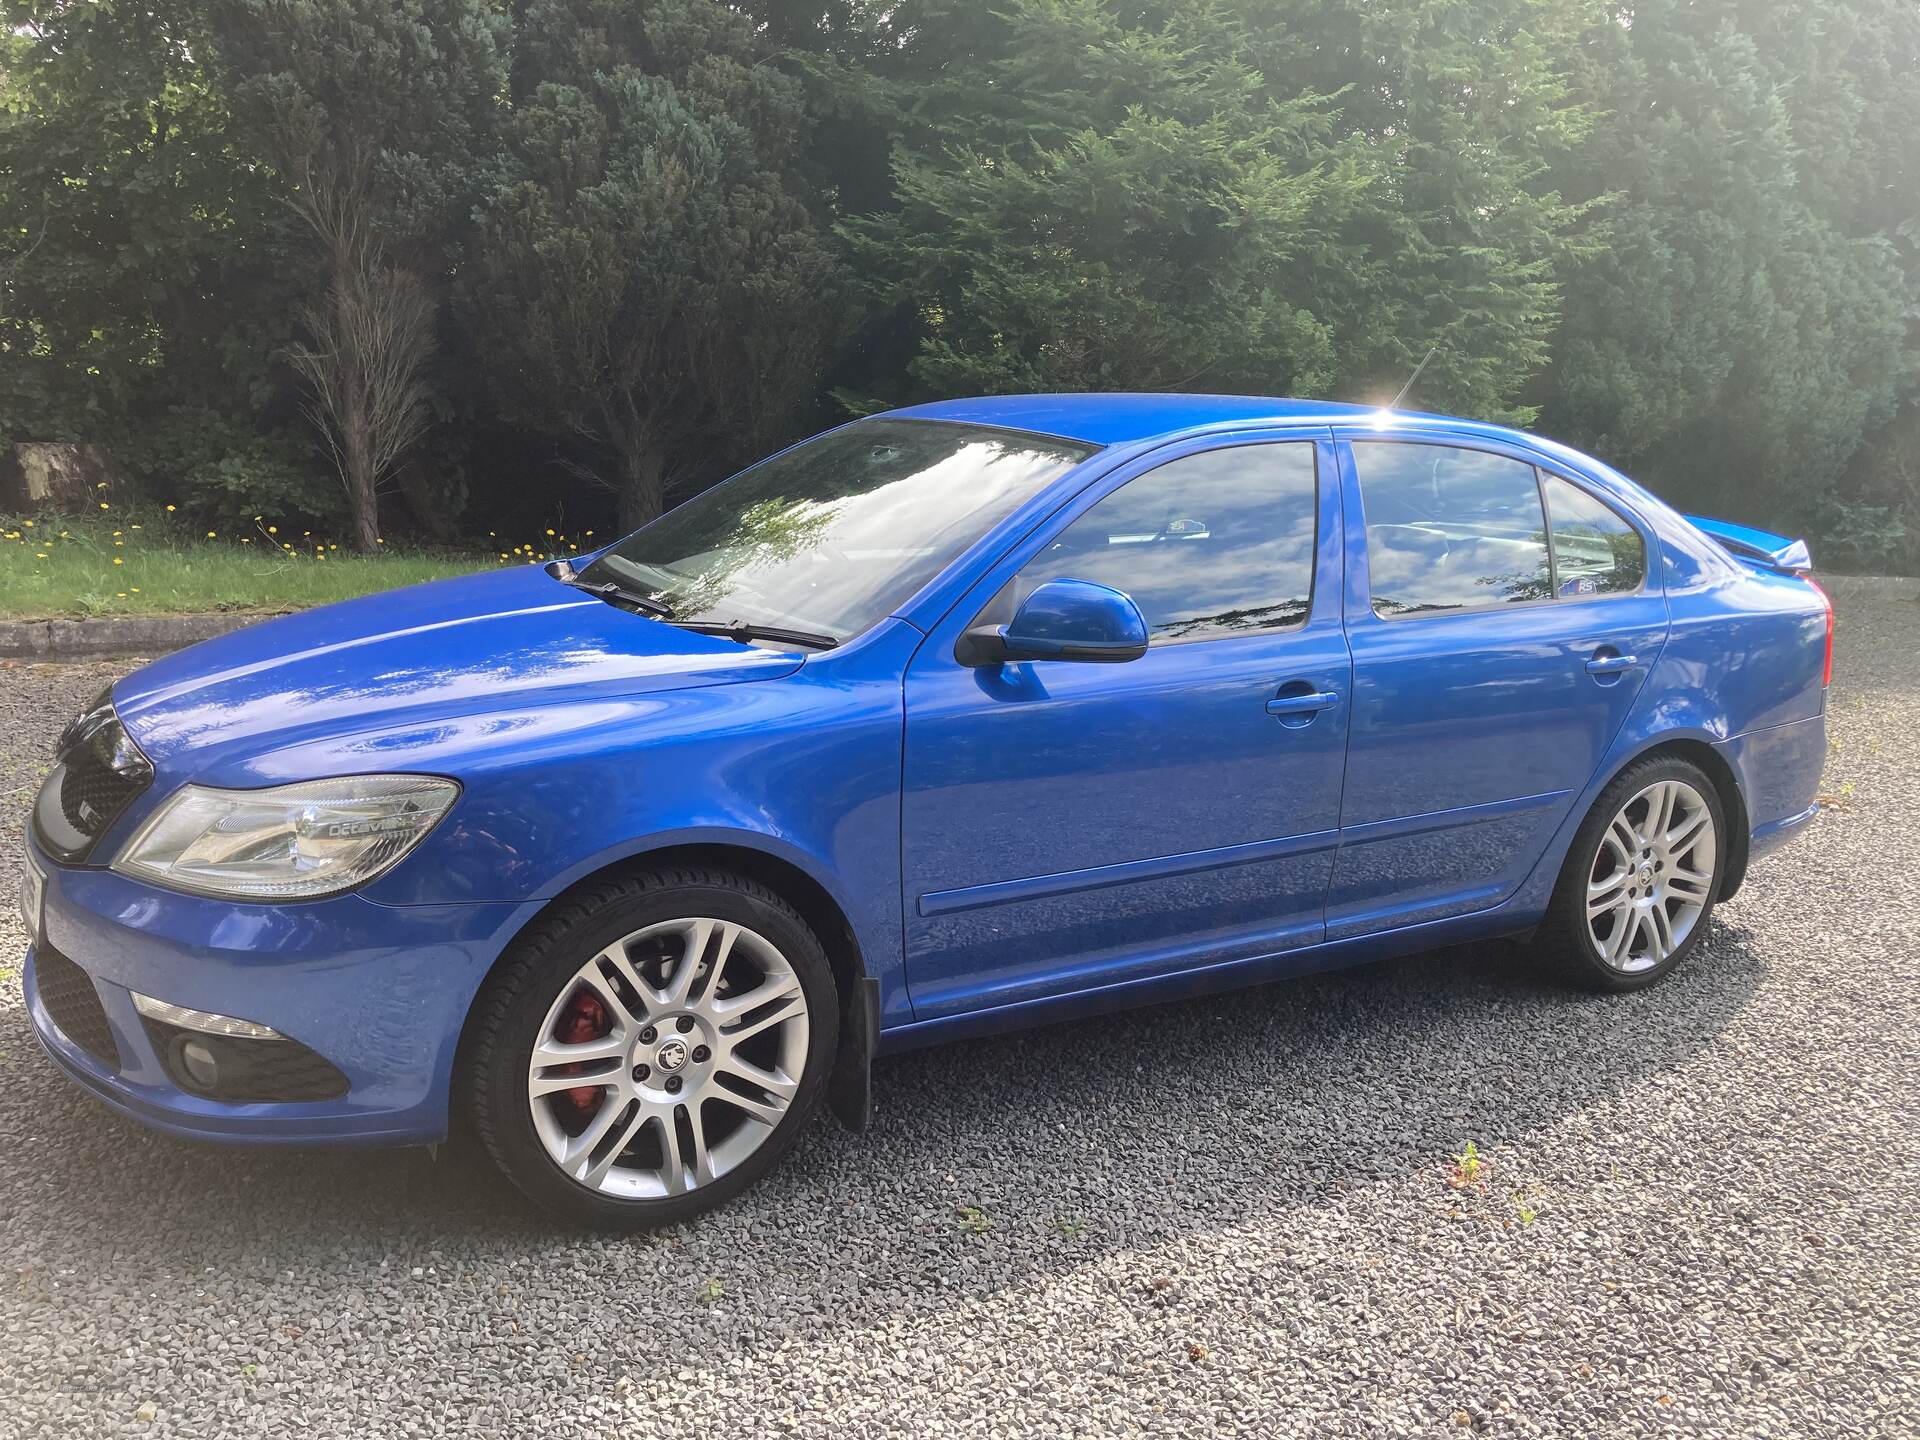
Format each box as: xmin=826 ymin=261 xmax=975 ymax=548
xmin=1807 ymin=578 xmax=1834 ymax=687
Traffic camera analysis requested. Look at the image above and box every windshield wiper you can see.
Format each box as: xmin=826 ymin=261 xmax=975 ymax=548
xmin=550 ymin=560 xmax=673 ymax=618
xmin=673 ymin=619 xmax=840 ymax=652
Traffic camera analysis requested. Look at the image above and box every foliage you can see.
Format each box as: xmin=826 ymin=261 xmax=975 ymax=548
xmin=214 ymin=0 xmax=511 ymax=549
xmin=458 ymin=0 xmax=844 ymax=529
xmin=0 ymin=0 xmax=295 ymax=443
xmin=119 ymin=410 xmax=341 ymax=527
xmin=1543 ymin=0 xmax=1920 ymax=539
xmin=2 ymin=0 xmax=1917 ymax=571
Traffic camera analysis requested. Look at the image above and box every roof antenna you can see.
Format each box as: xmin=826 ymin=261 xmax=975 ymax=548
xmin=1387 ymin=343 xmax=1441 ymax=411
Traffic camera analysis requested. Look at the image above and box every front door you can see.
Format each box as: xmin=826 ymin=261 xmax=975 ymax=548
xmin=900 ymin=434 xmax=1350 ymax=1020
xmin=1329 ymin=430 xmax=1670 ymax=938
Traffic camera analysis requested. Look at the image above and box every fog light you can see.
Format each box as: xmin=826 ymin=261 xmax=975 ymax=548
xmin=176 ymin=1037 xmax=220 ymax=1090
xmin=130 ymin=991 xmax=283 ymax=1040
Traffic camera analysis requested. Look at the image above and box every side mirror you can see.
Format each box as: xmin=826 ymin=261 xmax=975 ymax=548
xmin=960 ymin=578 xmax=1149 ymax=666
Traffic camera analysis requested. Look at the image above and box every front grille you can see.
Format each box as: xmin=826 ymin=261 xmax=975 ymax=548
xmin=34 ymin=945 xmax=121 ymax=1069
xmin=31 ymin=690 xmax=152 ymax=862
xmin=142 ymin=1019 xmax=349 ymax=1104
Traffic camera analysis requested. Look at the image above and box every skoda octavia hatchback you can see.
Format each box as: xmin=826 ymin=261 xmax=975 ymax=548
xmin=23 ymin=395 xmax=1831 ymax=1226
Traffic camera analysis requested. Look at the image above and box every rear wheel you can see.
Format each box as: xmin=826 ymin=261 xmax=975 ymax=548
xmin=465 ymin=868 xmax=838 ymax=1227
xmin=1541 ymin=756 xmax=1726 ymax=991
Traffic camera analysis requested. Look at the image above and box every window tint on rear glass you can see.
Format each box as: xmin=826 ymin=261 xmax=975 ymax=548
xmin=1017 ymin=443 xmax=1318 ymax=643
xmin=1354 ymin=443 xmax=1552 ymax=616
xmin=1542 ymin=474 xmax=1645 ymax=597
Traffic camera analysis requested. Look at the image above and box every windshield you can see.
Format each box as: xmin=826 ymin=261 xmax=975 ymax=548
xmin=580 ymin=419 xmax=1097 ymax=642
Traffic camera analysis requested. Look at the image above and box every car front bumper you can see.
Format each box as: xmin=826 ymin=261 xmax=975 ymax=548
xmin=23 ymin=840 xmax=530 ymax=1146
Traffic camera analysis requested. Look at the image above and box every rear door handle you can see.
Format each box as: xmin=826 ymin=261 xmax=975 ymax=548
xmin=1265 ymin=690 xmax=1341 ymax=716
xmin=1584 ymin=653 xmax=1640 ymax=676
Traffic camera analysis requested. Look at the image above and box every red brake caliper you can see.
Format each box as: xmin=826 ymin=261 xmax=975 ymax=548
xmin=552 ymin=987 xmax=610 ymax=1123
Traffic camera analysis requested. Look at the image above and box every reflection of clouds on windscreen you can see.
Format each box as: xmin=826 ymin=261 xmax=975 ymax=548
xmin=599 ymin=421 xmax=1092 ymax=639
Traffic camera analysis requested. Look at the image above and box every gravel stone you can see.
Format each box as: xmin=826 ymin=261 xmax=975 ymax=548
xmin=2 ymin=577 xmax=1916 ymax=1438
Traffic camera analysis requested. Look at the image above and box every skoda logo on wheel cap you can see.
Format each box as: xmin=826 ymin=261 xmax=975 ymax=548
xmin=654 ymin=1038 xmax=690 ymax=1072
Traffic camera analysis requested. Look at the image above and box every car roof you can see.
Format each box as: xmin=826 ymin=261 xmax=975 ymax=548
xmin=883 ymin=393 xmax=1398 ymax=447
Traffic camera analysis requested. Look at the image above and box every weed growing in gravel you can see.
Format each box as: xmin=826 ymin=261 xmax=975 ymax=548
xmin=700 ymin=1278 xmax=724 ymax=1303
xmin=955 ymin=1205 xmax=992 ymax=1235
xmin=1055 ymin=1214 xmax=1087 ymax=1237
xmin=1446 ymin=1141 xmax=1487 ymax=1190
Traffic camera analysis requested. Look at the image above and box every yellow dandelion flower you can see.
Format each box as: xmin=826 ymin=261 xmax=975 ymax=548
xmin=165 ymin=504 xmax=176 ymax=513
xmin=112 ymin=530 xmax=122 ymax=537
xmin=99 ymin=502 xmax=110 ymax=510
xmin=116 ymin=592 xmax=126 ymax=599
xmin=113 ymin=557 xmax=124 ymax=565
xmin=499 ymin=552 xmax=509 ymax=560
xmin=34 ymin=552 xmax=48 ymax=559
xmin=545 ymin=528 xmax=556 ymax=537
xmin=130 ymin=524 xmax=142 ymax=530
xmin=130 ymin=587 xmax=140 ymax=593
xmin=22 ymin=519 xmax=32 ymax=527
xmin=115 ymin=540 xmax=124 ymax=547
xmin=376 ymin=538 xmax=385 ymax=545
xmin=267 ymin=525 xmax=278 ymax=534
xmin=206 ymin=531 xmax=217 ymax=539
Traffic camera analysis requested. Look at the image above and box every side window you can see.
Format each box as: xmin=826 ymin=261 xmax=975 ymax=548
xmin=1542 ymin=474 xmax=1645 ymax=597
xmin=1017 ymin=443 xmax=1317 ymax=643
xmin=1353 ymin=442 xmax=1552 ymax=617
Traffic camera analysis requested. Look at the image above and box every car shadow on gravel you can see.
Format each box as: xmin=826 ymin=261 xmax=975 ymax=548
xmin=6 ymin=920 xmax=1766 ymax=1337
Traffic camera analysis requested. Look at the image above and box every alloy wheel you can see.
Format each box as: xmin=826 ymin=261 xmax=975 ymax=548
xmin=1585 ymin=778 xmax=1718 ymax=973
xmin=526 ymin=917 xmax=809 ymax=1198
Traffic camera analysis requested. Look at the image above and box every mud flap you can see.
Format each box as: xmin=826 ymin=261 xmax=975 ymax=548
xmin=827 ymin=975 xmax=880 ymax=1133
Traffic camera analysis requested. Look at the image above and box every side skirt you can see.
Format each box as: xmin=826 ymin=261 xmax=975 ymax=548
xmin=874 ymin=902 xmax=1539 ymax=1057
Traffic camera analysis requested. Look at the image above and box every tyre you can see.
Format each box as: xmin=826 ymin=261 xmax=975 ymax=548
xmin=465 ymin=866 xmax=839 ymax=1227
xmin=1540 ymin=755 xmax=1727 ymax=992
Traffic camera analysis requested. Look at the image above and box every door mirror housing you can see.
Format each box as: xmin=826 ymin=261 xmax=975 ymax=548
xmin=960 ymin=578 xmax=1150 ymax=666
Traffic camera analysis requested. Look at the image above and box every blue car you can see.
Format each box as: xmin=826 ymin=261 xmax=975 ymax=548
xmin=23 ymin=394 xmax=1831 ymax=1225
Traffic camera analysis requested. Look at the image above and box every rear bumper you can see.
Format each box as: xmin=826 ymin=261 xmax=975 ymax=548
xmin=1716 ymin=710 xmax=1827 ymax=888
xmin=23 ymin=841 xmax=530 ymax=1146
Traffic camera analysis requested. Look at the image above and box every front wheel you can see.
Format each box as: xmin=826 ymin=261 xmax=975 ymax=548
xmin=464 ymin=868 xmax=839 ymax=1227
xmin=1540 ymin=756 xmax=1727 ymax=991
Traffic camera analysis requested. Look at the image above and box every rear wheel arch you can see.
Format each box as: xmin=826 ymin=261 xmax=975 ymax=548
xmin=1624 ymin=738 xmax=1749 ymax=900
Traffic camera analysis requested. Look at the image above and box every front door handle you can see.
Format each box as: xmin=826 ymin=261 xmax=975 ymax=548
xmin=1584 ymin=653 xmax=1641 ymax=676
xmin=1265 ymin=690 xmax=1341 ymax=717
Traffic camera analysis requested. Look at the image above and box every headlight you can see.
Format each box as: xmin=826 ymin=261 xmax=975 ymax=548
xmin=112 ymin=775 xmax=459 ymax=900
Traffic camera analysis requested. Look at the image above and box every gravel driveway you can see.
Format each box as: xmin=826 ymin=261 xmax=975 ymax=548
xmin=3 ymin=578 xmax=1916 ymax=1440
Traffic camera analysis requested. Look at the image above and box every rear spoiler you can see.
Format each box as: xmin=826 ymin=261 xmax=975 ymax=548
xmin=1685 ymin=515 xmax=1814 ymax=575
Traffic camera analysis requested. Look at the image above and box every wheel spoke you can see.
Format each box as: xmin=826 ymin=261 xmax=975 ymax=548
xmin=1603 ymin=905 xmax=1637 ymax=965
xmin=1645 ymin=783 xmax=1675 ymax=847
xmin=716 ymin=984 xmax=804 ymax=1047
xmin=1646 ymin=902 xmax=1676 ymax=959
xmin=718 ymin=1054 xmax=799 ymax=1102
xmin=577 ymin=958 xmax=646 ymax=1033
xmin=1662 ymin=806 xmax=1710 ymax=855
xmin=531 ymin=1032 xmax=628 ymax=1070
xmin=1588 ymin=876 xmax=1629 ymax=915
xmin=663 ymin=919 xmax=736 ymax=1009
xmin=528 ymin=1064 xmax=619 ymax=1099
xmin=657 ymin=1107 xmax=715 ymax=1195
xmin=1667 ymin=866 xmax=1713 ymax=901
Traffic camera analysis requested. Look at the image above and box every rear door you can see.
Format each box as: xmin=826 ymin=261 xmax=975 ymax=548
xmin=899 ymin=432 xmax=1349 ymax=1019
xmin=1329 ymin=429 xmax=1669 ymax=938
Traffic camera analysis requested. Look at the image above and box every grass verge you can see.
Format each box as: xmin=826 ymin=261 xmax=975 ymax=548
xmin=0 ymin=510 xmax=583 ymax=619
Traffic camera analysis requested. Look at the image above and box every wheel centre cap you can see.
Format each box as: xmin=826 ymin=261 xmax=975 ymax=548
xmin=654 ymin=1037 xmax=690 ymax=1072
